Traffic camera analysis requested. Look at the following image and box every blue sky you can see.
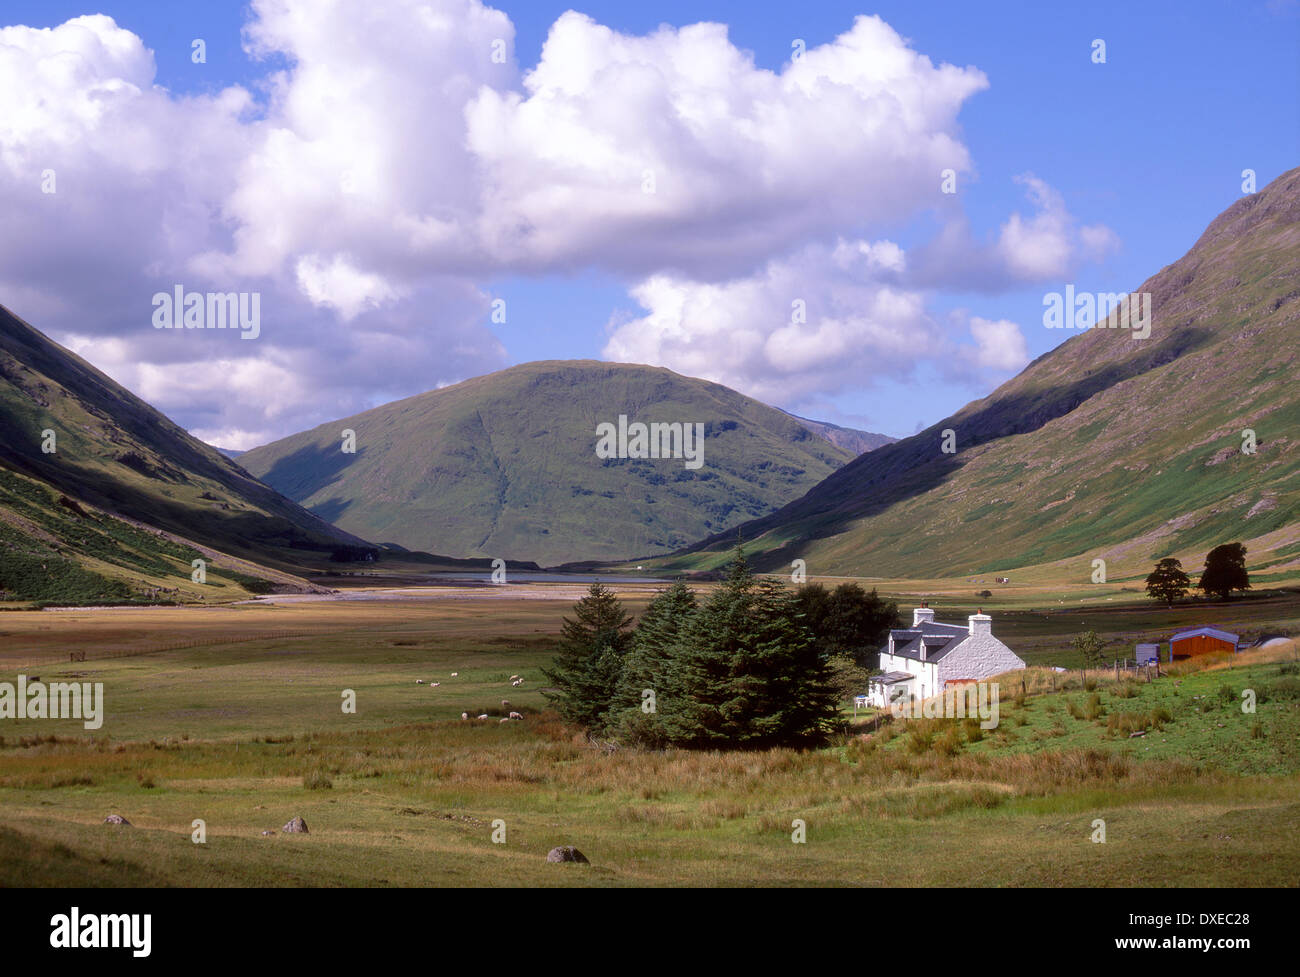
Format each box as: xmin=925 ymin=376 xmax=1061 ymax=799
xmin=2 ymin=1 xmax=1296 ymax=444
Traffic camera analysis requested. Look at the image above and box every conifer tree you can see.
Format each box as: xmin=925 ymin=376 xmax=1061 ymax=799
xmin=657 ymin=548 xmax=839 ymax=748
xmin=611 ymin=580 xmax=697 ymax=746
xmin=541 ymin=582 xmax=632 ymax=730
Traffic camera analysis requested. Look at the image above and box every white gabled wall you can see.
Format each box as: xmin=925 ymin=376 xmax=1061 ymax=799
xmin=937 ymin=632 xmax=1025 ymax=685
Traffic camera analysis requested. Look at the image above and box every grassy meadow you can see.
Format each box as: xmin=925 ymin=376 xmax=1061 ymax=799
xmin=1 ymin=582 xmax=1298 ymax=886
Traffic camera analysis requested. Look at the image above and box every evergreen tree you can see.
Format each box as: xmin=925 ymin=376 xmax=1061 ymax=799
xmin=541 ymin=582 xmax=632 ymax=730
xmin=610 ymin=581 xmax=697 ymax=746
xmin=1198 ymin=543 xmax=1251 ymax=600
xmin=658 ymin=549 xmax=839 ymax=748
xmin=1145 ymin=557 xmax=1191 ymax=606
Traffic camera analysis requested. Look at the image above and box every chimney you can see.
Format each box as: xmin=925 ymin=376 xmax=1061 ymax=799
xmin=969 ymin=609 xmax=992 ymax=636
xmin=912 ymin=602 xmax=935 ymax=627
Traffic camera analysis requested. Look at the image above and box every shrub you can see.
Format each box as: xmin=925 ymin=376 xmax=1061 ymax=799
xmin=907 ymin=729 xmax=934 ymax=754
xmin=962 ymin=718 xmax=984 ymax=743
xmin=303 ymin=770 xmax=333 ymax=790
xmin=934 ymin=727 xmax=963 ymax=756
xmin=1113 ymin=682 xmax=1139 ymax=699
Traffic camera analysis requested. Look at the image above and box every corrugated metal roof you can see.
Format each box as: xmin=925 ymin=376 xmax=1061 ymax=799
xmin=1170 ymin=627 xmax=1240 ymax=644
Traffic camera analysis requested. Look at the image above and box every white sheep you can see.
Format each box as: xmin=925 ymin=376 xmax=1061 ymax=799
xmin=477 ymin=714 xmax=489 ymax=720
xmin=509 ymin=675 xmax=520 ymax=681
xmin=499 ymin=717 xmax=510 ymax=723
xmin=511 ymin=679 xmax=523 ymax=687
xmin=416 ymin=679 xmax=423 ymax=684
xmin=430 ymin=682 xmax=440 ymax=687
xmin=509 ymin=711 xmax=523 ymax=721
xmin=501 ymin=700 xmax=510 ymax=710
xmin=450 ymin=672 xmax=459 ymax=677
xmin=461 ymin=712 xmax=469 ymax=720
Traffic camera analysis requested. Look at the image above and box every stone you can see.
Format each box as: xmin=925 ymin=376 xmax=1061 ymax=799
xmin=103 ymin=814 xmax=131 ymax=826
xmin=282 ymin=816 xmax=309 ymax=833
xmin=546 ymin=845 xmax=589 ymax=864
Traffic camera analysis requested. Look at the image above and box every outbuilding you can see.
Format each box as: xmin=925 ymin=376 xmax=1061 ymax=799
xmin=1169 ymin=626 xmax=1239 ymax=659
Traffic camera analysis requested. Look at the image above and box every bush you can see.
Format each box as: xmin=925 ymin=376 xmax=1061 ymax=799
xmin=1113 ymin=682 xmax=1139 ymax=699
xmin=934 ymin=727 xmax=963 ymax=756
xmin=303 ymin=770 xmax=333 ymax=790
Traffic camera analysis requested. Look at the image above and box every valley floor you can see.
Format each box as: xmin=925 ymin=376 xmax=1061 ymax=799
xmin=1 ymin=586 xmax=1297 ymax=886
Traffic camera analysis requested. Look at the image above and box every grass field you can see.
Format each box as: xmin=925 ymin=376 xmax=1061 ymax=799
xmin=1 ymin=582 xmax=1297 ymax=886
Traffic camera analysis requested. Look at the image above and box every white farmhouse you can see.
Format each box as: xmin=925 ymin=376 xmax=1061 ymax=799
xmin=857 ymin=603 xmax=1025 ymax=709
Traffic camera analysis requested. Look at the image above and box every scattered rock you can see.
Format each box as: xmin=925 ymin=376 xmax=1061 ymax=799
xmin=103 ymin=814 xmax=131 ymax=826
xmin=546 ymin=845 xmax=589 ymax=864
xmin=1129 ymin=730 xmax=1146 ymax=738
xmin=261 ymin=830 xmax=275 ymax=836
xmin=282 ymin=816 xmax=309 ymax=834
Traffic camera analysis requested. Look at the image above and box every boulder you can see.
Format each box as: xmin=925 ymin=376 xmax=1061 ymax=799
xmin=103 ymin=814 xmax=131 ymax=826
xmin=282 ymin=816 xmax=309 ymax=833
xmin=546 ymin=845 xmax=589 ymax=864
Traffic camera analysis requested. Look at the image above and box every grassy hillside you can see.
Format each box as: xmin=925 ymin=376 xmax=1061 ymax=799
xmin=658 ymin=167 xmax=1300 ymax=586
xmin=240 ymin=361 xmax=886 ymax=566
xmin=0 ymin=305 xmax=379 ymax=603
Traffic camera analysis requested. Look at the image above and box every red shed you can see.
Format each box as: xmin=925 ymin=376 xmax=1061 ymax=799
xmin=1169 ymin=627 xmax=1239 ymax=659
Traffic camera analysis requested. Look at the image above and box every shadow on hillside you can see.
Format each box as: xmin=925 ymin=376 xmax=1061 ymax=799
xmin=259 ymin=443 xmax=366 ymax=500
xmin=698 ymin=326 xmax=1218 ymax=572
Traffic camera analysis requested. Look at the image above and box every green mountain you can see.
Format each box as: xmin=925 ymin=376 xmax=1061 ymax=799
xmin=0 ymin=304 xmax=374 ymax=604
xmin=657 ymin=167 xmax=1300 ymax=585
xmin=240 ymin=360 xmax=889 ymax=566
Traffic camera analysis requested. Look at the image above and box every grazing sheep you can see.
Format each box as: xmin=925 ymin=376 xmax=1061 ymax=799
xmin=511 ymin=679 xmax=523 ymax=687
xmin=501 ymin=700 xmax=510 ymax=709
xmin=509 ymin=675 xmax=521 ymax=681
xmin=416 ymin=679 xmax=423 ymax=684
xmin=450 ymin=672 xmax=459 ymax=677
xmin=477 ymin=714 xmax=489 ymax=720
xmin=499 ymin=717 xmax=510 ymax=723
xmin=461 ymin=712 xmax=469 ymax=720
xmin=430 ymin=682 xmax=440 ymax=687
xmin=509 ymin=711 xmax=523 ymax=721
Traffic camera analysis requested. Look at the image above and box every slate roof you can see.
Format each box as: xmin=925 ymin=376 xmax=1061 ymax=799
xmin=882 ymin=622 xmax=970 ymax=663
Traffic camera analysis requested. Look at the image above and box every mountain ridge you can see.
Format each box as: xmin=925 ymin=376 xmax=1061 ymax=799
xmin=240 ymin=359 xmax=892 ymax=566
xmin=654 ymin=167 xmax=1300 ymax=583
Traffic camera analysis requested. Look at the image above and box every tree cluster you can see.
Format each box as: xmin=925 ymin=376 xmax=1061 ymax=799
xmin=541 ymin=552 xmax=899 ymax=749
xmin=1144 ymin=543 xmax=1251 ymax=605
